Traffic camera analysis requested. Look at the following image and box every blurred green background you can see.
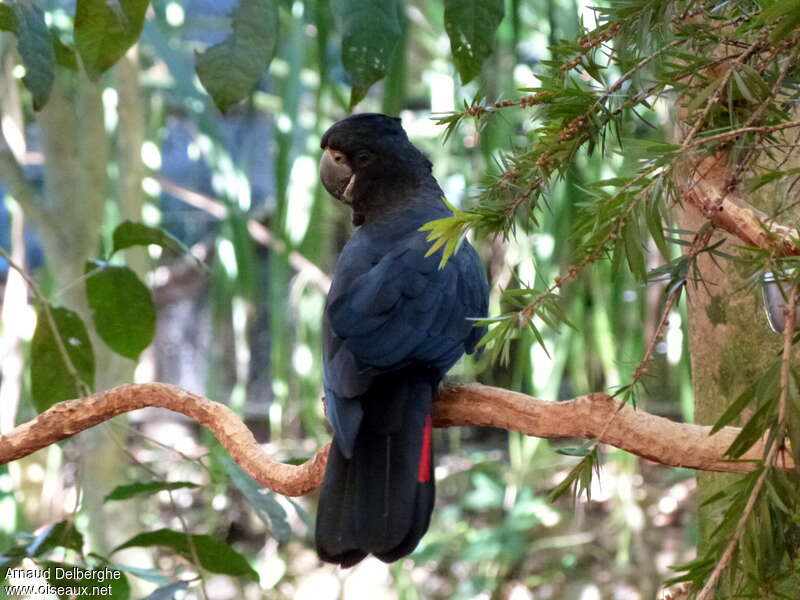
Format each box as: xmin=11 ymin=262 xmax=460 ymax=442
xmin=0 ymin=0 xmax=696 ymax=598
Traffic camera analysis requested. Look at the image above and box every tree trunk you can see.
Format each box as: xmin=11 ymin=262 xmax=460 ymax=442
xmin=32 ymin=67 xmax=143 ymax=557
xmin=676 ymin=150 xmax=795 ymax=556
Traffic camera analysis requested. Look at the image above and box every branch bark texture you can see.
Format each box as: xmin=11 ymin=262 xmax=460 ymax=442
xmin=683 ymin=154 xmax=800 ymax=255
xmin=0 ymin=383 xmax=790 ymax=497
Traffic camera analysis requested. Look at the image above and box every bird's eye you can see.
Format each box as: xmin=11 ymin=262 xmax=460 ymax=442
xmin=356 ymin=151 xmax=370 ymax=165
xmin=333 ymin=153 xmax=344 ymax=163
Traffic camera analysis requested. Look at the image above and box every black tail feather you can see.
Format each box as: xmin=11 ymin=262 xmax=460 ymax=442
xmin=374 ymin=432 xmax=434 ymax=563
xmin=315 ymin=376 xmax=436 ymax=567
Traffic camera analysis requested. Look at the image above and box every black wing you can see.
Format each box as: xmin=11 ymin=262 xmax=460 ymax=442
xmin=323 ymin=230 xmax=487 ymax=455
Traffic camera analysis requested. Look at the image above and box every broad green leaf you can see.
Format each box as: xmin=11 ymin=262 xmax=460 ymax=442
xmin=331 ymin=0 xmax=402 ymax=107
xmin=111 ymin=220 xmax=189 ymax=256
xmin=52 ymin=33 xmax=78 ymax=71
xmin=443 ymin=0 xmax=504 ymax=84
xmin=13 ymin=2 xmax=55 ymax=109
xmin=113 ymin=529 xmax=259 ymax=581
xmin=74 ymin=0 xmax=149 ymax=80
xmin=31 ymin=304 xmax=95 ymax=412
xmin=42 ymin=562 xmax=130 ymax=600
xmin=85 ymin=260 xmax=156 ymax=359
xmin=110 ymin=563 xmax=170 ymax=585
xmin=195 ymin=0 xmax=279 ymax=112
xmin=27 ymin=521 xmax=84 ymax=556
xmin=221 ymin=458 xmax=291 ymax=543
xmin=104 ymin=481 xmax=199 ymax=503
xmin=0 ymin=5 xmax=15 ymax=31
xmin=140 ymin=581 xmax=190 ymax=600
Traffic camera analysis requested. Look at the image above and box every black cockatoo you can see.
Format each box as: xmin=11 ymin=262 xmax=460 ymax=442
xmin=315 ymin=113 xmax=489 ymax=567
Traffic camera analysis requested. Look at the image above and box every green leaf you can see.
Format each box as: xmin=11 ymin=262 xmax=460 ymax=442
xmin=42 ymin=561 xmax=130 ymax=600
xmin=111 ymin=221 xmax=189 ymax=256
xmin=622 ymin=214 xmax=647 ymax=282
xmin=110 ymin=563 xmax=170 ymax=585
xmin=764 ymin=476 xmax=792 ymax=515
xmin=548 ymin=447 xmax=599 ymax=503
xmin=711 ymin=385 xmax=756 ymax=434
xmin=757 ymin=0 xmax=800 ymax=42
xmin=726 ymin=397 xmax=778 ymax=458
xmin=30 ymin=304 xmax=95 ymax=412
xmin=74 ymin=0 xmax=149 ymax=80
xmin=85 ymin=260 xmax=156 ymax=359
xmin=113 ymin=529 xmax=259 ymax=581
xmin=421 ymin=219 xmax=465 ymax=268
xmin=555 ymin=446 xmax=592 ymax=457
xmin=52 ymin=33 xmax=79 ymax=71
xmin=738 ymin=64 xmax=771 ymax=101
xmin=666 ymin=555 xmax=716 ymax=586
xmin=443 ymin=0 xmax=504 ymax=84
xmin=685 ymin=78 xmax=721 ymax=116
xmin=746 ymin=167 xmax=800 ymax=192
xmin=0 ymin=5 xmax=16 ymax=32
xmin=645 ymin=199 xmax=669 ymax=261
xmin=331 ymin=0 xmax=402 ymax=107
xmin=195 ymin=0 xmax=279 ymax=112
xmin=26 ymin=521 xmax=84 ymax=556
xmin=732 ymin=70 xmax=757 ymax=103
xmin=12 ymin=2 xmax=55 ymax=110
xmin=419 ymin=200 xmax=479 ymax=268
xmin=614 ymin=139 xmax=680 ymax=160
xmin=103 ymin=481 xmax=199 ymax=503
xmin=221 ymin=458 xmax=291 ymax=543
xmin=111 ymin=220 xmax=206 ymax=272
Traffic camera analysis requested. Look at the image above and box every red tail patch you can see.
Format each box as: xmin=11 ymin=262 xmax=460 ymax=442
xmin=417 ymin=415 xmax=432 ymax=483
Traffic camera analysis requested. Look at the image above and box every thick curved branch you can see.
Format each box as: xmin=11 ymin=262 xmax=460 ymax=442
xmin=683 ymin=154 xmax=800 ymax=255
xmin=0 ymin=384 xmax=330 ymax=496
xmin=0 ymin=383 xmax=791 ymax=496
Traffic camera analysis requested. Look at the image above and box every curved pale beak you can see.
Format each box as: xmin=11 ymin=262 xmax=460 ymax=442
xmin=319 ymin=148 xmax=355 ymax=204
